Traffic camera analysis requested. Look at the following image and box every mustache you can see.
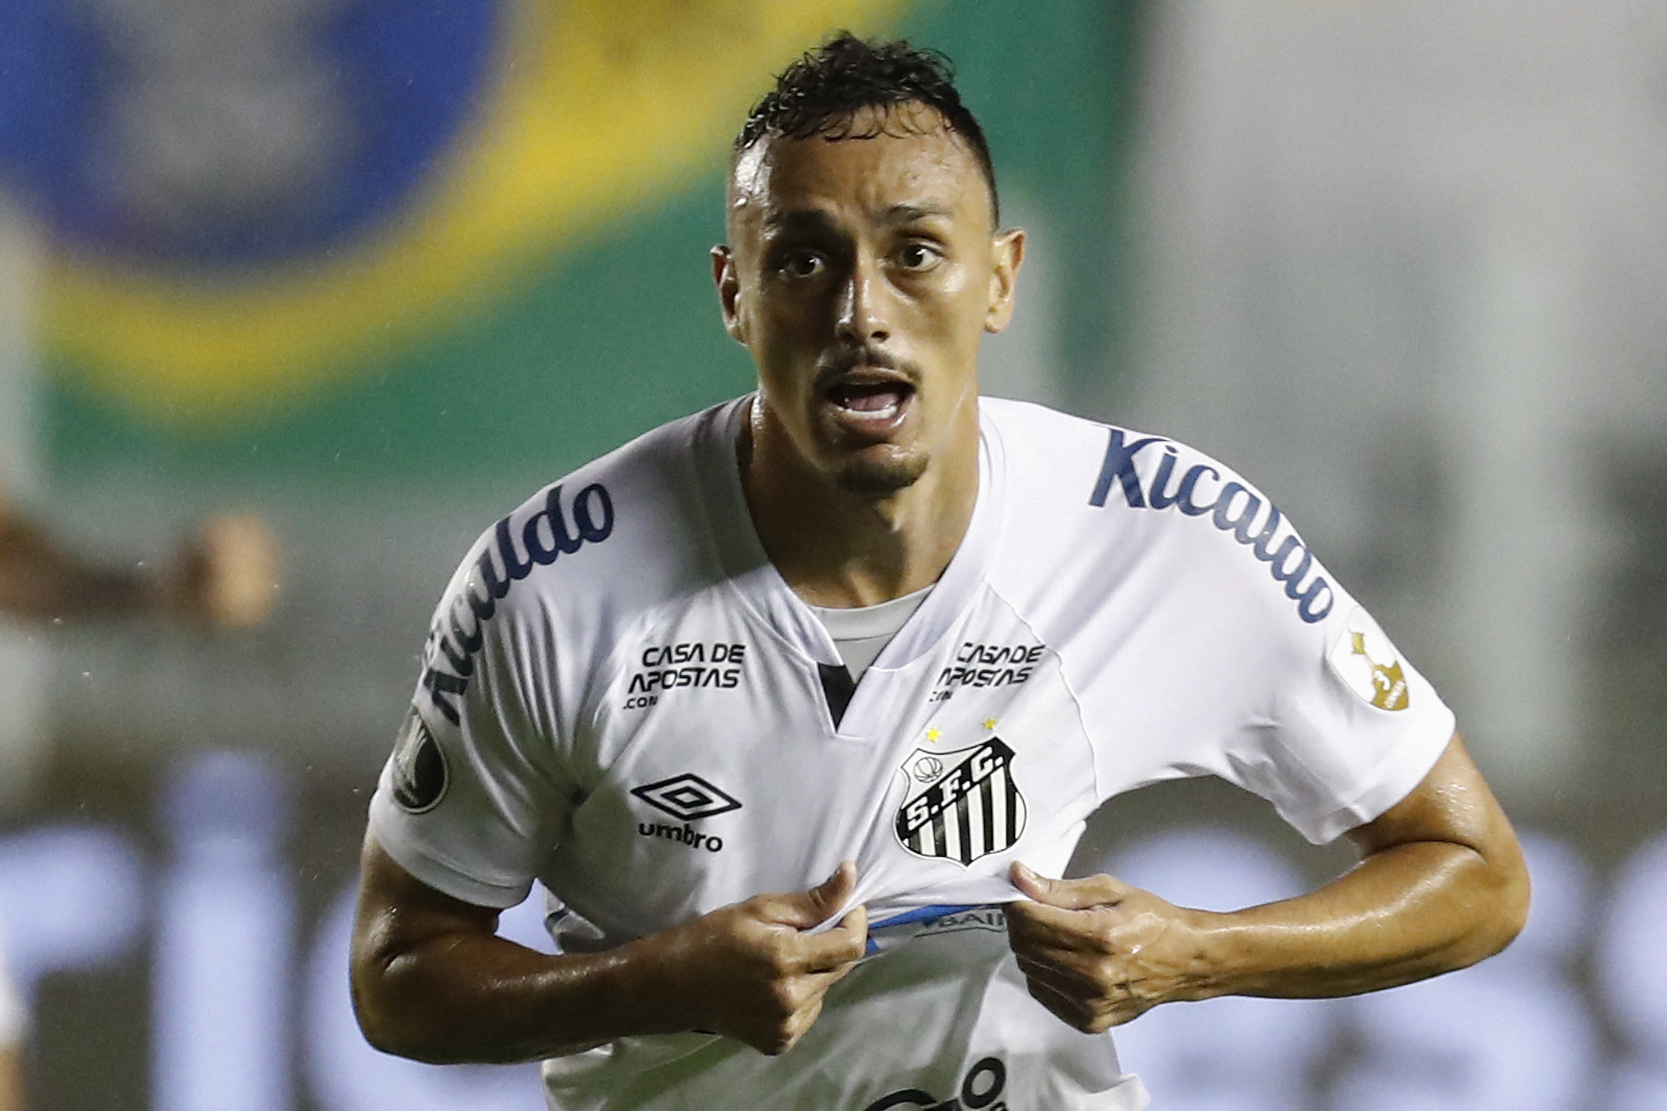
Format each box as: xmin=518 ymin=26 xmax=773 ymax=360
xmin=816 ymin=344 xmax=920 ymax=388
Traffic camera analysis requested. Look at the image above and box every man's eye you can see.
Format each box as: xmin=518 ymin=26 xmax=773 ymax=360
xmin=898 ymin=243 xmax=940 ymax=270
xmin=783 ymin=251 xmax=824 ymax=277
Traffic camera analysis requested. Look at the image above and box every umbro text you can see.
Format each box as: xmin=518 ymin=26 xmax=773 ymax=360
xmin=637 ymin=822 xmax=724 ymax=852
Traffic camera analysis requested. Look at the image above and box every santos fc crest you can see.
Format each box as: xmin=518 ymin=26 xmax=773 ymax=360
xmin=894 ymin=737 xmax=1026 ymax=866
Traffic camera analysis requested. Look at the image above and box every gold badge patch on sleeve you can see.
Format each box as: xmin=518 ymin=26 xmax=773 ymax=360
xmin=1327 ymin=606 xmax=1410 ymax=711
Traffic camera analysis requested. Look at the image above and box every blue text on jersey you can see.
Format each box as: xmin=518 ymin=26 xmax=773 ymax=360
xmin=1090 ymin=428 xmax=1335 ymax=624
xmin=421 ymin=482 xmax=614 ymax=723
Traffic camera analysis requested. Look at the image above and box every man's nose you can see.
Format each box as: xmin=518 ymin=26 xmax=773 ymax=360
xmin=834 ymin=259 xmax=891 ymax=344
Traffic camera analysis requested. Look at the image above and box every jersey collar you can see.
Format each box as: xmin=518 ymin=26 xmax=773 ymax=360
xmin=693 ymin=395 xmax=1007 ymax=726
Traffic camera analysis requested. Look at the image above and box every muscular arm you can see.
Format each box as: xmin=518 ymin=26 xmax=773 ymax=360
xmin=349 ymin=834 xmax=867 ymax=1063
xmin=1004 ymin=733 xmax=1529 ymax=1031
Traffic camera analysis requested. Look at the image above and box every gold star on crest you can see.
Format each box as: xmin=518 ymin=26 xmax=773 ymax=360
xmin=983 ymin=718 xmax=998 ymax=730
xmin=926 ymin=727 xmax=942 ymax=743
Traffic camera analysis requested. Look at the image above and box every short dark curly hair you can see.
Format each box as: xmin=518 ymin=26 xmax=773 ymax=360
xmin=734 ymin=34 xmax=999 ymax=224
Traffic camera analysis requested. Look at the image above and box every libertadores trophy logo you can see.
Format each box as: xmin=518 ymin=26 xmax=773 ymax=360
xmin=1327 ymin=605 xmax=1411 ymax=712
xmin=894 ymin=737 xmax=1026 ymax=866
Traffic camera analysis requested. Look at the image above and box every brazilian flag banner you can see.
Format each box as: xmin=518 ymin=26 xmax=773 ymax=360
xmin=0 ymin=0 xmax=1139 ymax=762
xmin=1 ymin=0 xmax=1134 ymax=488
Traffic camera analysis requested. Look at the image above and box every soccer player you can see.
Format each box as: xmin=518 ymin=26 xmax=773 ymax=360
xmin=351 ymin=36 xmax=1528 ymax=1109
xmin=0 ymin=483 xmax=278 ymax=1111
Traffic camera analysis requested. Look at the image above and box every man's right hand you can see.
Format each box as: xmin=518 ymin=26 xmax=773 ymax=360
xmin=352 ymin=836 xmax=868 ymax=1064
xmin=650 ymin=861 xmax=868 ymax=1055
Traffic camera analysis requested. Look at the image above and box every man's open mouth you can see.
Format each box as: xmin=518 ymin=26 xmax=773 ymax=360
xmin=826 ymin=377 xmax=916 ymax=421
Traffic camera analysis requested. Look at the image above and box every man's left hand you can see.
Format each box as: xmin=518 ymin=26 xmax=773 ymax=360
xmin=1002 ymin=737 xmax=1527 ymax=1034
xmin=1003 ymin=861 xmax=1210 ymax=1033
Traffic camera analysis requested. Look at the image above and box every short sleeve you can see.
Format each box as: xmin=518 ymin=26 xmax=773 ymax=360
xmin=1239 ymin=597 xmax=1455 ymax=844
xmin=1040 ymin=424 xmax=1458 ymax=847
xmin=368 ymin=535 xmax=575 ymax=909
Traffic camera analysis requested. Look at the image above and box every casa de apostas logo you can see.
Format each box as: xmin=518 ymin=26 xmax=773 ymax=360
xmin=894 ymin=737 xmax=1026 ymax=866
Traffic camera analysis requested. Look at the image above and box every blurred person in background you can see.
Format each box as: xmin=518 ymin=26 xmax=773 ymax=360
xmin=0 ymin=930 xmax=20 ymax=1111
xmin=0 ymin=480 xmax=280 ymax=1111
xmin=0 ymin=483 xmax=279 ymax=627
xmin=351 ymin=35 xmax=1528 ymax=1110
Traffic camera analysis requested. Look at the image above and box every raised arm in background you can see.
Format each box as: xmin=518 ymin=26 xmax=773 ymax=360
xmin=0 ymin=484 xmax=279 ymax=627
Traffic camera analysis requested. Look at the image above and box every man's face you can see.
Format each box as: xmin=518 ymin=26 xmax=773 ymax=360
xmin=715 ymin=104 xmax=1022 ymax=496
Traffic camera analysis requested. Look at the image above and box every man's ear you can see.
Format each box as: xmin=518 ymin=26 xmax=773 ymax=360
xmin=712 ymin=245 xmax=748 ymax=344
xmin=983 ymin=228 xmax=1026 ymax=334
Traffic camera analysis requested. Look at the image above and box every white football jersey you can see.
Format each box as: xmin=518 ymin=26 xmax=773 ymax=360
xmin=370 ymin=396 xmax=1456 ymax=1110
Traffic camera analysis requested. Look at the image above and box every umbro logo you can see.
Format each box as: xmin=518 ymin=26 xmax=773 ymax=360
xmin=630 ymin=773 xmax=742 ymax=821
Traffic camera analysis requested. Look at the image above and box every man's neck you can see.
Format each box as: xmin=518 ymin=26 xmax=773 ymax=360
xmin=739 ymin=399 xmax=979 ymax=609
